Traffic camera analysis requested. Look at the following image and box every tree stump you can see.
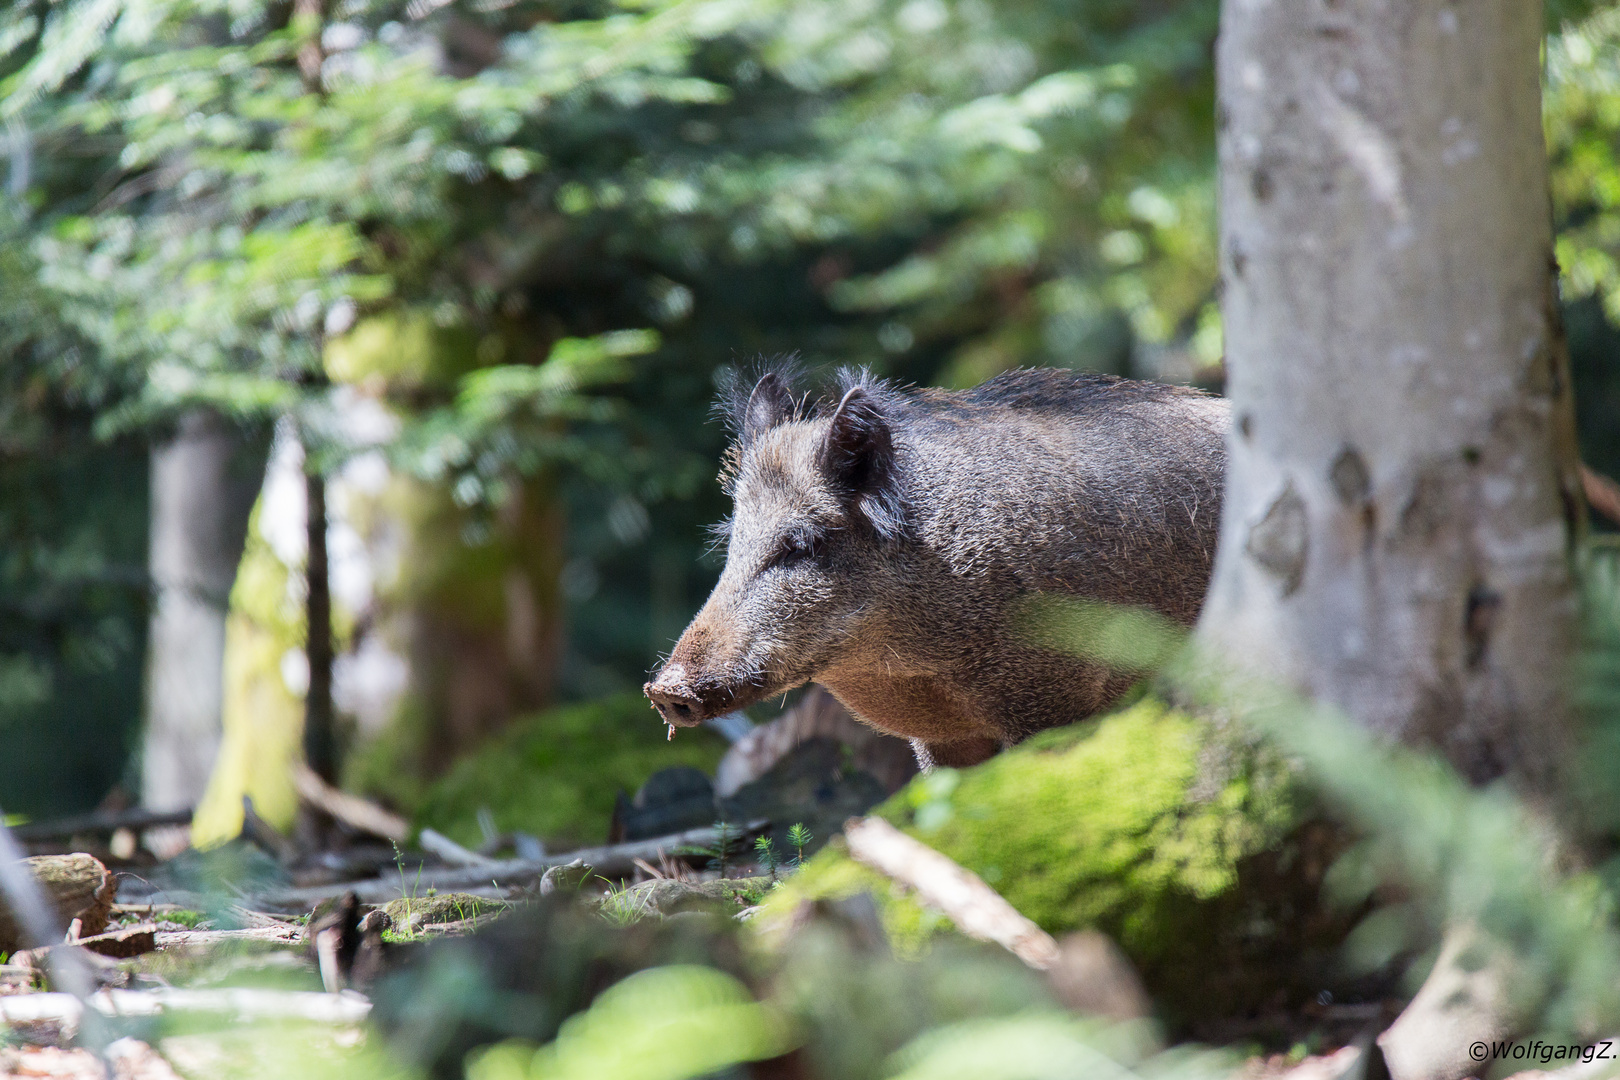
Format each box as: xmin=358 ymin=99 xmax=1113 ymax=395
xmin=0 ymin=854 xmax=115 ymax=953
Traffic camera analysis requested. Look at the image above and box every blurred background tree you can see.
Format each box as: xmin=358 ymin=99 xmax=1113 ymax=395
xmin=0 ymin=0 xmax=1614 ymax=834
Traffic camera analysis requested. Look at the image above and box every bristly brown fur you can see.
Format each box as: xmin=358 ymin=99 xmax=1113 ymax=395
xmin=715 ymin=355 xmax=812 ymax=442
xmin=655 ymin=364 xmax=1229 ymax=769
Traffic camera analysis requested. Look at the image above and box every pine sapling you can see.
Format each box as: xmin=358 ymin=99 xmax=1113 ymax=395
xmin=754 ymin=835 xmax=779 ymax=881
xmin=787 ymin=823 xmax=812 ymax=866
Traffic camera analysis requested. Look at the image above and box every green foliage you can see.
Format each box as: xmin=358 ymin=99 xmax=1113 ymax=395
xmin=0 ymin=196 xmax=151 ymax=817
xmin=410 ymin=693 xmax=727 ymax=849
xmin=1 ymin=0 xmax=1226 ymax=446
xmin=772 ymin=698 xmax=1300 ymax=958
xmin=882 ymin=1014 xmax=1227 ymax=1080
xmin=1552 ymin=0 xmax=1611 ymax=30
xmin=0 ymin=388 xmax=150 ymax=815
xmin=129 ymin=1025 xmax=424 ymax=1080
xmin=461 ymin=953 xmax=1227 ymax=1080
xmin=1578 ymin=541 xmax=1620 ymax=827
xmin=1548 ymin=4 xmax=1620 ymax=367
xmin=466 ymin=965 xmax=795 ymax=1080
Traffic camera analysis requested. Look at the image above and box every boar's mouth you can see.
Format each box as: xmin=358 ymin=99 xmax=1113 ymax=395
xmin=643 ymin=667 xmax=773 ymax=728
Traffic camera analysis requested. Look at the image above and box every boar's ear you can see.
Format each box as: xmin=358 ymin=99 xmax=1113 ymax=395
xmin=742 ymin=373 xmax=794 ymax=443
xmin=819 ymin=386 xmax=906 ymax=541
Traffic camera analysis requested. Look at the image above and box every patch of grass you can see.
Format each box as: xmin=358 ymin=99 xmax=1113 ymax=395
xmin=597 ymin=880 xmax=659 ymax=927
xmin=161 ymin=909 xmax=210 ymax=930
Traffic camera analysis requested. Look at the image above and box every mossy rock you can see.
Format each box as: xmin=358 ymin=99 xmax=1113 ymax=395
xmin=762 ymin=698 xmax=1355 ymax=1024
xmin=384 ymin=893 xmax=512 ymax=935
xmin=413 ymin=694 xmax=728 ymax=850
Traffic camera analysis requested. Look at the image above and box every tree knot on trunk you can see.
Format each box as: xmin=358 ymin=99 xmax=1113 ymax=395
xmin=1245 ymin=480 xmax=1309 ymax=595
xmin=1464 ymin=584 xmax=1502 ymax=671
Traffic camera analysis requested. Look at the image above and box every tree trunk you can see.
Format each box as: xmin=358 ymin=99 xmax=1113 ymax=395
xmin=304 ymin=467 xmax=336 ymax=783
xmin=1202 ymin=0 xmax=1584 ymax=792
xmin=142 ymin=412 xmax=258 ymax=812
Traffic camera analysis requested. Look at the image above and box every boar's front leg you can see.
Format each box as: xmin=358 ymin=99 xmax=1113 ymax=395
xmin=909 ymin=736 xmax=1002 ymax=772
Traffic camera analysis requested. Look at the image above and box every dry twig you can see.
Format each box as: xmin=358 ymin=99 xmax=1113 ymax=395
xmin=842 ymin=816 xmax=1060 ymax=969
xmin=290 ymin=763 xmax=410 ymax=843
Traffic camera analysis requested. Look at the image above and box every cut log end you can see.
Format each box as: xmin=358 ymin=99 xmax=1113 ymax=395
xmin=0 ymin=854 xmax=115 ymax=954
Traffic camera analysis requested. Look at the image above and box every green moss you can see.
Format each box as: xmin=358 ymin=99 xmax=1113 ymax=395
xmin=765 ymin=697 xmax=1300 ymax=962
xmin=597 ymin=878 xmax=768 ymax=925
xmin=414 ymin=693 xmax=729 ymax=849
xmin=383 ymin=893 xmax=510 ymax=937
xmin=343 ymin=692 xmax=437 ymax=816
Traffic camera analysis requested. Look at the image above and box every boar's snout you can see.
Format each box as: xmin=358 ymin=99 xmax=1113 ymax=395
xmin=644 ymin=682 xmax=702 ymax=727
xmin=644 ymin=662 xmax=735 ymax=727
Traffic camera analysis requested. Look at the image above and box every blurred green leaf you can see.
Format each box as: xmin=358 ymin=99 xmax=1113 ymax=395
xmin=465 ymin=965 xmax=795 ymax=1080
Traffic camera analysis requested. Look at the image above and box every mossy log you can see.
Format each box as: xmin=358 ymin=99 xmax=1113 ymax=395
xmin=760 ymin=698 xmax=1363 ymax=1025
xmin=0 ymin=853 xmax=116 ymax=952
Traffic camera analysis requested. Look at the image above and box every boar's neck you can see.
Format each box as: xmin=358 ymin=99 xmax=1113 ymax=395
xmin=816 ymin=669 xmax=999 ymax=746
xmin=894 ymin=398 xmax=1226 ymax=626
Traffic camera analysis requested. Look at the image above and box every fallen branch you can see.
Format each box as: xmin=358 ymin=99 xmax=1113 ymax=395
xmin=255 ymin=820 xmax=770 ymax=909
xmin=0 ymin=987 xmax=371 ymax=1026
xmin=418 ymin=828 xmax=497 ymax=868
xmin=842 ymin=816 xmax=1060 ymax=970
xmin=1584 ymin=463 xmax=1620 ymax=528
xmin=20 ymin=924 xmax=306 ymax=966
xmin=154 ymin=925 xmax=304 ymax=948
xmin=11 ymin=809 xmax=193 ymax=844
xmin=290 ymin=763 xmax=410 ymax=843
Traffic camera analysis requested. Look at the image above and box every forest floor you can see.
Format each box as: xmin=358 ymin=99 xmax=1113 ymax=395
xmin=0 ymin=692 xmax=1607 ymax=1080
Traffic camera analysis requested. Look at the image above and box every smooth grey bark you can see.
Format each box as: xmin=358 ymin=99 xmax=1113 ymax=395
xmin=141 ymin=412 xmax=260 ymax=812
xmin=1202 ymin=0 xmax=1584 ymax=792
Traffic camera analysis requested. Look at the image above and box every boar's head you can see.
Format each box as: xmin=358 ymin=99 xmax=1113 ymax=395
xmin=644 ymin=368 xmax=906 ymax=728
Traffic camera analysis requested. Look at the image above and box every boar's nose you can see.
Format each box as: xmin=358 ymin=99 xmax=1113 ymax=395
xmin=644 ymin=669 xmax=706 ymax=727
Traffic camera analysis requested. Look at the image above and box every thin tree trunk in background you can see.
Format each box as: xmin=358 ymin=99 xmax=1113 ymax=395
xmin=293 ymin=0 xmax=325 ymax=90
xmin=1202 ymin=0 xmax=1583 ymax=794
xmin=293 ymin=0 xmax=333 ymax=785
xmin=304 ymin=468 xmax=336 ymax=783
xmin=413 ymin=477 xmax=565 ymax=772
xmin=143 ymin=412 xmax=256 ymax=812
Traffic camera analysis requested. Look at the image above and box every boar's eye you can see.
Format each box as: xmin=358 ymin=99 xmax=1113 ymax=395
xmin=771 ymin=532 xmax=823 ymax=569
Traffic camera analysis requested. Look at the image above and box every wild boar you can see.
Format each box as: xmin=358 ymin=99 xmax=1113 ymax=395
xmin=644 ymin=365 xmax=1228 ymax=769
